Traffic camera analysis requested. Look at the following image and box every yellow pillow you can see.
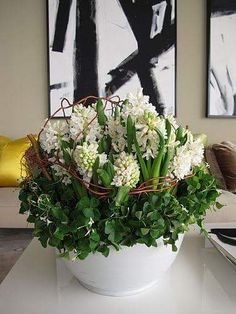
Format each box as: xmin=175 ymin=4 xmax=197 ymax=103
xmin=0 ymin=137 xmax=31 ymax=187
xmin=0 ymin=136 xmax=11 ymax=155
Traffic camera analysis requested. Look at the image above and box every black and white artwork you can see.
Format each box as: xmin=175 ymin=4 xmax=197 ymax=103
xmin=47 ymin=0 xmax=176 ymax=117
xmin=207 ymin=0 xmax=236 ymax=117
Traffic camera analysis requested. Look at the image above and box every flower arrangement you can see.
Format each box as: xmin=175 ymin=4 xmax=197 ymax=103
xmin=19 ymin=90 xmax=221 ymax=260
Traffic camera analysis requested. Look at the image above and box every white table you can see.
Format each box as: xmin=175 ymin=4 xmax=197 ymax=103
xmin=0 ymin=228 xmax=236 ymax=314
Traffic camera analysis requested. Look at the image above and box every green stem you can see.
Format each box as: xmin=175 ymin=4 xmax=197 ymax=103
xmin=151 ymin=129 xmax=165 ymax=188
xmin=147 ymin=158 xmax=152 ymax=176
xmin=133 ymin=130 xmax=149 ymax=180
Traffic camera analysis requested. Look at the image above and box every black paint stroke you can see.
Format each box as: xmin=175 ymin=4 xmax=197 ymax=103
xmin=211 ymin=0 xmax=236 ymax=17
xmin=50 ymin=82 xmax=69 ymax=90
xmin=106 ymin=0 xmax=175 ymax=114
xmin=74 ymin=0 xmax=98 ymax=103
xmin=52 ymin=0 xmax=72 ymax=52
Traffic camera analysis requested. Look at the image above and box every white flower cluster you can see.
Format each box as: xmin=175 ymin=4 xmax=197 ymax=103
xmin=112 ymin=152 xmax=140 ymax=188
xmin=106 ymin=116 xmax=126 ymax=152
xmin=170 ymin=139 xmax=204 ymax=180
xmin=120 ymin=90 xmax=167 ymax=160
xmin=70 ymin=104 xmax=102 ymax=142
xmin=74 ymin=142 xmax=107 ymax=180
xmin=38 ymin=89 xmax=205 ymax=188
xmin=40 ymin=121 xmax=69 ymax=154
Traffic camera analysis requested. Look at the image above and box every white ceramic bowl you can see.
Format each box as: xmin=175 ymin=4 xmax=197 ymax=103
xmin=62 ymin=234 xmax=184 ymax=297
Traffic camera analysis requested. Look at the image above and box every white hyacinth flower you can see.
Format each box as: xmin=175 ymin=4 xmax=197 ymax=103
xmin=188 ymin=140 xmax=204 ymax=167
xmin=136 ymin=111 xmax=166 ymax=159
xmin=164 ymin=114 xmax=179 ymax=130
xmin=112 ymin=152 xmax=140 ymax=188
xmin=123 ymin=89 xmax=157 ymax=122
xmin=70 ymin=104 xmax=102 ymax=143
xmin=40 ymin=120 xmax=69 ymax=154
xmin=106 ymin=116 xmax=127 ymax=152
xmin=171 ymin=146 xmax=192 ymax=180
xmin=121 ymin=89 xmax=167 ymax=160
xmin=73 ymin=142 xmax=107 ymax=178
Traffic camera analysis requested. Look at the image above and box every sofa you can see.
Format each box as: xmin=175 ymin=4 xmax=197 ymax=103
xmin=0 ymin=188 xmax=28 ymax=228
xmin=0 ymin=136 xmax=32 ymax=228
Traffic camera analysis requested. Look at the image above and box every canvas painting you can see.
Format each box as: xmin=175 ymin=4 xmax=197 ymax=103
xmin=47 ymin=0 xmax=176 ymax=117
xmin=207 ymin=0 xmax=236 ymax=117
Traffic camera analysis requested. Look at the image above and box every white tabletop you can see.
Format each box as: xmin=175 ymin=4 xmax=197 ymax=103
xmin=0 ymin=228 xmax=236 ymax=314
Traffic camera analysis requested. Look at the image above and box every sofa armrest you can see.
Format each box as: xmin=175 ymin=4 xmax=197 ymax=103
xmin=205 ymin=190 xmax=236 ymax=223
xmin=0 ymin=188 xmax=31 ymax=228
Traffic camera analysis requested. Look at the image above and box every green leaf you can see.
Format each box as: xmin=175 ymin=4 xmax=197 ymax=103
xmin=215 ymin=202 xmax=224 ymax=209
xmin=72 ymin=178 xmax=87 ymax=198
xmin=150 ymin=229 xmax=161 ymax=239
xmin=135 ymin=211 xmax=143 ymax=220
xmin=96 ymin=99 xmax=107 ymax=126
xmin=160 ymin=147 xmax=172 ymax=177
xmin=133 ymin=126 xmax=149 ymax=180
xmin=90 ymin=197 xmax=99 ymax=208
xmin=77 ymin=197 xmax=90 ymax=209
xmin=97 ymin=169 xmax=112 ymax=187
xmin=51 ymin=204 xmax=68 ymax=223
xmin=39 ymin=233 xmax=49 ymax=248
xmin=105 ymin=221 xmax=114 ymax=234
xmin=98 ymin=245 xmax=110 ymax=257
xmin=54 ymin=225 xmax=69 ymax=240
xmin=141 ymin=228 xmax=150 ymax=236
xmin=27 ymin=215 xmax=35 ymax=223
xmin=114 ymin=106 xmax=120 ymax=120
xmin=89 ymin=239 xmax=98 ymax=250
xmin=115 ymin=186 xmax=131 ymax=206
xmin=165 ymin=119 xmax=172 ymax=144
xmin=127 ymin=115 xmax=134 ymax=154
xmin=151 ymin=128 xmax=165 ymax=183
xmin=77 ymin=250 xmax=90 ymax=260
xmin=90 ymin=230 xmax=100 ymax=242
xmin=176 ymin=125 xmax=184 ymax=141
xmin=82 ymin=207 xmax=94 ymax=218
xmin=19 ymin=202 xmax=29 ymax=214
xmin=48 ymin=236 xmax=61 ymax=247
xmin=103 ymin=160 xmax=115 ymax=179
xmin=60 ymin=141 xmax=71 ymax=165
xmin=92 ymin=157 xmax=100 ymax=184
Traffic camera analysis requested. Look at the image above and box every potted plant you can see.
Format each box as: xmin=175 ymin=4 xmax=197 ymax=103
xmin=19 ymin=91 xmax=221 ymax=296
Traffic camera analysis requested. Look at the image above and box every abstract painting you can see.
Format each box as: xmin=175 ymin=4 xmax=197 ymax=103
xmin=47 ymin=0 xmax=176 ymax=117
xmin=207 ymin=0 xmax=236 ymax=117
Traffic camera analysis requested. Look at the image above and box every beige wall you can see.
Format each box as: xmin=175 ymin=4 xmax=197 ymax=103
xmin=0 ymin=0 xmax=235 ymax=143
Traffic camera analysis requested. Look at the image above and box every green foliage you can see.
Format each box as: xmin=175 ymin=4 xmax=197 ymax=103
xmin=19 ymin=165 xmax=220 ymax=260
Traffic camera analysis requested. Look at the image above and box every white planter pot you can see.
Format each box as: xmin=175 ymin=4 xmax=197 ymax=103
xmin=63 ymin=234 xmax=184 ymax=297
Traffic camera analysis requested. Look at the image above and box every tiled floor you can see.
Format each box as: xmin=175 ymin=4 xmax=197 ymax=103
xmin=0 ymin=229 xmax=33 ymax=283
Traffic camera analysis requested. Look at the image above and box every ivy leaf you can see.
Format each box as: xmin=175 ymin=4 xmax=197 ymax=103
xmin=150 ymin=229 xmax=161 ymax=239
xmin=98 ymin=245 xmax=110 ymax=257
xmin=105 ymin=221 xmax=114 ymax=234
xmin=90 ymin=197 xmax=100 ymax=208
xmin=141 ymin=228 xmax=150 ymax=236
xmin=54 ymin=225 xmax=69 ymax=240
xmin=90 ymin=230 xmax=100 ymax=242
xmin=89 ymin=239 xmax=98 ymax=250
xmin=48 ymin=236 xmax=61 ymax=247
xmin=51 ymin=205 xmax=68 ymax=223
xmin=77 ymin=197 xmax=90 ymax=209
xmin=82 ymin=207 xmax=94 ymax=218
xmin=135 ymin=211 xmax=143 ymax=220
xmin=215 ymin=202 xmax=224 ymax=209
